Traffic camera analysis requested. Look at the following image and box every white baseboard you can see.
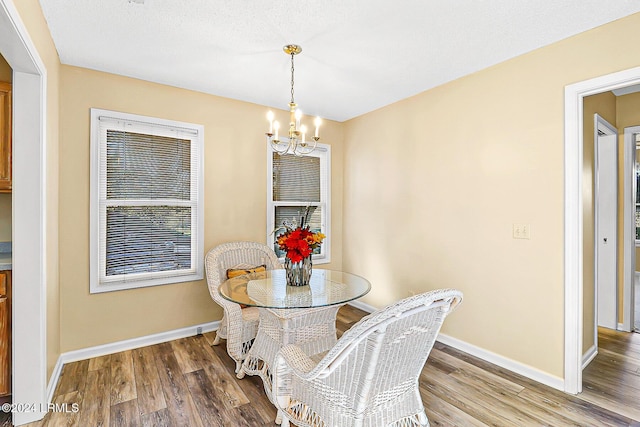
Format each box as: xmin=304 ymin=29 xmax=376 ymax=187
xmin=348 ymin=299 xmax=377 ymax=313
xmin=349 ymin=300 xmax=565 ymax=391
xmin=46 ymin=303 xmax=570 ymax=401
xmin=46 ymin=357 xmax=65 ymax=404
xmin=582 ymin=344 xmax=598 ymax=369
xmin=436 ymin=333 xmax=564 ymax=391
xmin=46 ymin=320 xmax=220 ymax=403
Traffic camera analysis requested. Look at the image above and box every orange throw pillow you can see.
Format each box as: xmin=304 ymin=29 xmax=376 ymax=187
xmin=226 ymin=265 xmax=267 ymax=279
xmin=226 ymin=265 xmax=267 ymax=308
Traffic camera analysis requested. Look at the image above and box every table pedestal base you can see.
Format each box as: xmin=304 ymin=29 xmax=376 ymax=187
xmin=238 ymin=305 xmax=342 ymax=415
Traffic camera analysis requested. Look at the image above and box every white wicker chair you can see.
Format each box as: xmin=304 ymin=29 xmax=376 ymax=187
xmin=205 ymin=241 xmax=282 ymax=374
xmin=272 ymin=288 xmax=463 ymax=427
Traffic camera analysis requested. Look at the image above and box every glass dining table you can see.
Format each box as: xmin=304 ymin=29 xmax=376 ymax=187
xmin=219 ymin=268 xmax=371 ymax=417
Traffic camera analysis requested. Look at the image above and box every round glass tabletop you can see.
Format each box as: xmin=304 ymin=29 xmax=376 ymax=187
xmin=219 ymin=269 xmax=371 ymax=309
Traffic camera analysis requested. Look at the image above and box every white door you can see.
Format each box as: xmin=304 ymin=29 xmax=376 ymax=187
xmin=595 ymin=126 xmax=618 ymax=330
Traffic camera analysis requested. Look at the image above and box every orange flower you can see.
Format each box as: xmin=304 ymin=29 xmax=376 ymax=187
xmin=277 ymin=226 xmax=324 ymax=263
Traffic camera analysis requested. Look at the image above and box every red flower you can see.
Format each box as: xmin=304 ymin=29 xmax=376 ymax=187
xmin=277 ymin=225 xmax=323 ymax=263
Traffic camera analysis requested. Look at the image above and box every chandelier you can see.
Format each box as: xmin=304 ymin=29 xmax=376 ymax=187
xmin=266 ymin=44 xmax=321 ymax=156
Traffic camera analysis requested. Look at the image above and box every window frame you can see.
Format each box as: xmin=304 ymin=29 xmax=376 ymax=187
xmin=89 ymin=108 xmax=204 ymax=293
xmin=266 ymin=142 xmax=331 ymax=264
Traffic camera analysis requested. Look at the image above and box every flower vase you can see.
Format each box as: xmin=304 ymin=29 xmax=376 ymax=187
xmin=284 ymin=256 xmax=312 ymax=286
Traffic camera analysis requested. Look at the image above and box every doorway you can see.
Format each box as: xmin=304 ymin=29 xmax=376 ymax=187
xmin=0 ymin=0 xmax=48 ymax=425
xmin=564 ymin=66 xmax=640 ymax=395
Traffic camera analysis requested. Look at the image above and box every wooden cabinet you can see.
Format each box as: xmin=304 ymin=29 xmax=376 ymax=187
xmin=0 ymin=82 xmax=11 ymax=193
xmin=0 ymin=270 xmax=10 ymax=396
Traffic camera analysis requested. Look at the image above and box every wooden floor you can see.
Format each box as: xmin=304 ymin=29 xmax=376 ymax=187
xmin=12 ymin=307 xmax=640 ymax=427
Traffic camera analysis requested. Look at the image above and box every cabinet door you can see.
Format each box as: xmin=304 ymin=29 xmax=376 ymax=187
xmin=0 ymin=271 xmax=9 ymax=396
xmin=0 ymin=297 xmax=7 ymax=396
xmin=0 ymin=82 xmax=11 ymax=193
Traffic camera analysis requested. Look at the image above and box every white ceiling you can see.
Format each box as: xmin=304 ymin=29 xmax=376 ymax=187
xmin=39 ymin=0 xmax=640 ymax=122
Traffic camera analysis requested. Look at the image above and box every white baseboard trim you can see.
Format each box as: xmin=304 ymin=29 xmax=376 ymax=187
xmin=582 ymin=344 xmax=598 ymax=369
xmin=436 ymin=333 xmax=565 ymax=392
xmin=46 ymin=357 xmax=65 ymax=404
xmin=349 ymin=300 xmax=565 ymax=391
xmin=46 ymin=320 xmax=220 ymax=404
xmin=348 ymin=299 xmax=377 ymax=313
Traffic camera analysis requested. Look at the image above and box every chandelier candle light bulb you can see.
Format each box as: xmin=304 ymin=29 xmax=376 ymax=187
xmin=295 ymin=109 xmax=302 ymax=129
xmin=266 ymin=44 xmax=321 ymax=156
xmin=314 ymin=117 xmax=321 ymax=138
xmin=267 ymin=111 xmax=274 ymax=133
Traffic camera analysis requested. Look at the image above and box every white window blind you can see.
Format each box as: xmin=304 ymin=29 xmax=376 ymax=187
xmin=90 ymin=109 xmax=204 ymax=293
xmin=267 ymin=145 xmax=330 ymax=262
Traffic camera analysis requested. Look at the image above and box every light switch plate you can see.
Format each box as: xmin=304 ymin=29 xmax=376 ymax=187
xmin=513 ymin=223 xmax=531 ymax=239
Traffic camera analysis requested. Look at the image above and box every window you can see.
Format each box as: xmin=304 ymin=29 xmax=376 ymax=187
xmin=90 ymin=109 xmax=204 ymax=293
xmin=267 ymin=144 xmax=331 ymax=263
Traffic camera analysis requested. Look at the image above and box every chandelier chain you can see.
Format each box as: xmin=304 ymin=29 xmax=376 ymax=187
xmin=290 ymin=52 xmax=295 ymax=104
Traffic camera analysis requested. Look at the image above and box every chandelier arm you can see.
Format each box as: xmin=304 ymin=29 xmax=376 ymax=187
xmin=269 ymin=136 xmax=292 ymax=155
xmin=296 ymin=138 xmax=317 ymax=155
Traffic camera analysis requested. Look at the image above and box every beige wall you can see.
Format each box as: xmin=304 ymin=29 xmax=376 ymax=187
xmin=582 ymin=92 xmax=616 ymax=353
xmin=343 ymin=13 xmax=640 ymax=379
xmin=58 ymin=66 xmax=344 ymax=352
xmin=14 ymin=0 xmax=62 ymax=378
xmin=10 ymin=0 xmax=640 ymax=384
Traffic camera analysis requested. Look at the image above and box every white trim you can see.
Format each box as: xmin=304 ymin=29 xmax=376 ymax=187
xmin=564 ymin=79 xmax=585 ymax=395
xmin=266 ymin=142 xmax=331 ymax=264
xmin=437 ymin=333 xmax=565 ymax=391
xmin=348 ymin=300 xmax=568 ymax=390
xmin=59 ymin=320 xmax=219 ymax=364
xmin=347 ymin=299 xmax=377 ymax=314
xmin=46 ymin=357 xmax=64 ymax=405
xmin=564 ymin=65 xmax=640 ymax=395
xmin=46 ymin=320 xmax=221 ymax=403
xmin=622 ymin=126 xmax=639 ymax=333
xmin=13 ymin=71 xmax=48 ymax=426
xmin=89 ymin=108 xmax=205 ymax=293
xmin=582 ymin=344 xmax=598 ymax=369
xmin=0 ymin=0 xmax=49 ymax=424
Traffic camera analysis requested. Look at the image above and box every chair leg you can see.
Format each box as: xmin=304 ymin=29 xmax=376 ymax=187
xmin=236 ymin=361 xmax=246 ymax=379
xmin=417 ymin=411 xmax=429 ymax=426
xmin=212 ymin=332 xmax=222 ymax=346
xmin=276 ymin=409 xmax=289 ymax=426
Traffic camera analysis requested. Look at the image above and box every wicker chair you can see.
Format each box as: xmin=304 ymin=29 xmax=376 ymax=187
xmin=205 ymin=241 xmax=282 ymax=374
xmin=272 ymin=289 xmax=463 ymax=427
